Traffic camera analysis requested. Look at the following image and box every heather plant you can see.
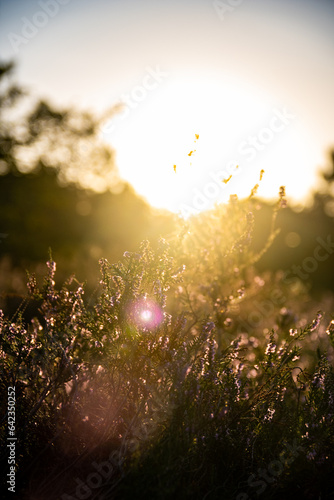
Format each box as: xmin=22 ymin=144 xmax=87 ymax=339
xmin=1 ymin=191 xmax=334 ymax=499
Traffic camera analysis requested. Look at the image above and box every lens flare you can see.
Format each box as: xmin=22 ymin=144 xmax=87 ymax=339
xmin=140 ymin=309 xmax=153 ymax=321
xmin=126 ymin=297 xmax=163 ymax=330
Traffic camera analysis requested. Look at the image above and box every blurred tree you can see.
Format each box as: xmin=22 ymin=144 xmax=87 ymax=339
xmin=0 ymin=60 xmax=333 ymax=305
xmin=251 ymin=150 xmax=334 ymax=294
xmin=0 ymin=62 xmax=176 ymax=311
xmin=0 ymin=61 xmax=120 ymax=190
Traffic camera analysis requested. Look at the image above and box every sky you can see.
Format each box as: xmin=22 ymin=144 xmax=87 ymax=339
xmin=1 ymin=0 xmax=334 ymax=216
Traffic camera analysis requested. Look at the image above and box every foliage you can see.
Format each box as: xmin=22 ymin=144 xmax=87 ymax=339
xmin=0 ymin=62 xmax=119 ymax=190
xmin=1 ymin=191 xmax=334 ymax=499
xmin=0 ymin=61 xmax=175 ymax=296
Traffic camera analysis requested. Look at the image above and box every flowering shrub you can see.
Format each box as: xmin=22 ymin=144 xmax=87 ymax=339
xmin=0 ymin=191 xmax=333 ymax=499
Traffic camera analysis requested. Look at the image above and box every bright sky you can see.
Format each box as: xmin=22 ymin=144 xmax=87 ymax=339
xmin=1 ymin=0 xmax=334 ymax=216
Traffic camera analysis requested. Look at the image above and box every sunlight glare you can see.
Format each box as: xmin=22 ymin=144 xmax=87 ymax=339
xmin=141 ymin=309 xmax=153 ymax=322
xmin=102 ymin=74 xmax=319 ymax=217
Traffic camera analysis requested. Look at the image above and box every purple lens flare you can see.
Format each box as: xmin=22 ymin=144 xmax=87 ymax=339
xmin=126 ymin=297 xmax=164 ymax=330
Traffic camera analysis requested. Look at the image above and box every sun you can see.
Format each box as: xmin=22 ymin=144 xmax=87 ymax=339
xmin=101 ymin=74 xmax=318 ymax=217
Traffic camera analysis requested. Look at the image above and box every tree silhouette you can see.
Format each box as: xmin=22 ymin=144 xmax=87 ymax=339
xmin=0 ymin=62 xmax=175 ymax=309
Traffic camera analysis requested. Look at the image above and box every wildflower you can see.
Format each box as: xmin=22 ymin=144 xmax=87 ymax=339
xmin=249 ymin=184 xmax=259 ymax=198
xmin=306 ymin=449 xmax=317 ymax=461
xmin=208 ymin=338 xmax=218 ymax=365
xmin=163 ymin=312 xmax=172 ymax=326
xmin=204 ymin=321 xmax=215 ymax=333
xmin=47 ymin=260 xmax=56 ymax=274
xmin=27 ymin=274 xmax=37 ymax=295
xmin=264 ymin=408 xmax=276 ymax=421
xmin=278 ymin=387 xmax=287 ymax=402
xmin=312 ymin=373 xmax=325 ymax=389
xmin=326 ymin=319 xmax=334 ymax=336
xmin=46 ymin=316 xmax=55 ymax=327
xmin=222 ymin=174 xmax=232 ymax=184
xmin=279 ymin=186 xmax=287 ymax=208
xmin=265 ymin=342 xmax=276 ymax=355
xmin=309 ymin=311 xmax=323 ymax=331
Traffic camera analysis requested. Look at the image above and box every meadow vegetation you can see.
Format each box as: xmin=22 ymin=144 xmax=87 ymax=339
xmin=1 ymin=189 xmax=334 ymax=499
xmin=0 ymin=62 xmax=334 ymax=499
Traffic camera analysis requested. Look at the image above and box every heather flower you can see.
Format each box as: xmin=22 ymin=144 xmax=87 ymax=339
xmin=265 ymin=342 xmax=276 ymax=355
xmin=279 ymin=185 xmax=287 ymax=208
xmin=309 ymin=311 xmax=323 ymax=331
xmin=264 ymin=408 xmax=276 ymax=421
xmin=326 ymin=319 xmax=334 ymax=336
xmin=47 ymin=259 xmax=56 ymax=274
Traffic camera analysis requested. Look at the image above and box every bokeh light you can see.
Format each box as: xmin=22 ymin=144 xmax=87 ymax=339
xmin=126 ymin=297 xmax=163 ymax=330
